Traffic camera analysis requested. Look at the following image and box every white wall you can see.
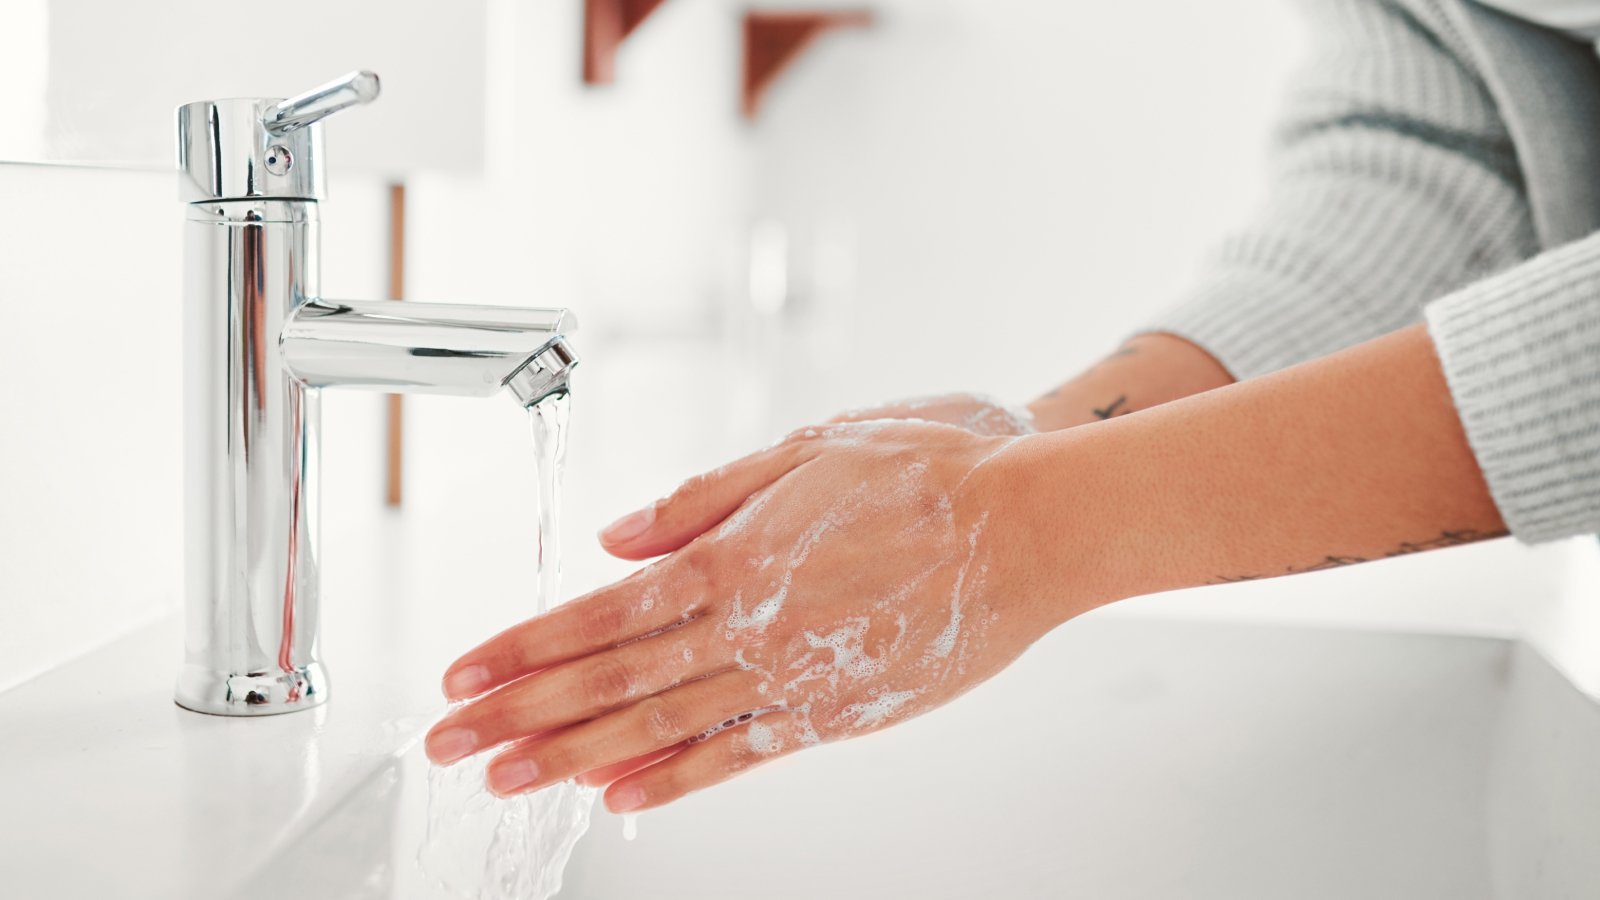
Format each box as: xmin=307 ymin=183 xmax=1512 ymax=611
xmin=403 ymin=0 xmax=751 ymax=331
xmin=0 ymin=165 xmax=180 ymax=689
xmin=747 ymin=0 xmax=1308 ymax=415
xmin=13 ymin=0 xmax=488 ymax=172
xmin=0 ymin=164 xmax=388 ymax=692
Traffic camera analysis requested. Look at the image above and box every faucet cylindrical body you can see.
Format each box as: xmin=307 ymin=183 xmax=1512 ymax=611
xmin=174 ymin=75 xmax=579 ymax=716
xmin=176 ymin=199 xmax=327 ymax=715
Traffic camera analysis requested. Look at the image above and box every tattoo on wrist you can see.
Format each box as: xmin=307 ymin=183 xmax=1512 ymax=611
xmin=1092 ymin=395 xmax=1129 ymax=420
xmin=1211 ymin=528 xmax=1509 ymax=584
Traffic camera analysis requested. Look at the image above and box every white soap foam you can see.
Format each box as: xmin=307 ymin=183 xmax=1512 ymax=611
xmin=926 ymin=513 xmax=988 ymax=663
xmin=718 ymin=489 xmax=774 ymax=540
xmin=783 ymin=617 xmax=885 ymax=693
xmin=746 ymin=719 xmax=778 ymax=753
xmin=840 ymin=690 xmax=917 ymax=729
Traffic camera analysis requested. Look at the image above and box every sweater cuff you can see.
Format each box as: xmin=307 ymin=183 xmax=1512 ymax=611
xmin=1426 ymin=233 xmax=1600 ymax=543
xmin=1143 ymin=262 xmax=1365 ymax=380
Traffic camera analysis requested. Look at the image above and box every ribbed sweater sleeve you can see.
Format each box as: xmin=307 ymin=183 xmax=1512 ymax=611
xmin=1141 ymin=0 xmax=1600 ymax=543
xmin=1145 ymin=0 xmax=1537 ymax=376
xmin=1427 ymin=234 xmax=1600 ymax=542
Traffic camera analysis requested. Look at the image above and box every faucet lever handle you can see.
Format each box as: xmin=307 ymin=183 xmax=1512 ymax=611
xmin=264 ymin=70 xmax=381 ymax=136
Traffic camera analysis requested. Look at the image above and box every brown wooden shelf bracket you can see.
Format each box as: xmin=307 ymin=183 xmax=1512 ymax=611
xmin=585 ymin=0 xmax=671 ymax=84
xmin=743 ymin=9 xmax=873 ymax=120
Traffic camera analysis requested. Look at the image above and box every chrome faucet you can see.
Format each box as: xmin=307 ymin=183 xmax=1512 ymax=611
xmin=173 ymin=71 xmax=578 ymax=716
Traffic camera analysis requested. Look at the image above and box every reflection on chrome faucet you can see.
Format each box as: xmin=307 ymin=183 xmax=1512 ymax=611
xmin=173 ymin=71 xmax=579 ymax=717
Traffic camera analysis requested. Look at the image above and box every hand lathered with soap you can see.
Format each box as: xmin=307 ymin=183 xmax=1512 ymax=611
xmin=430 ymin=0 xmax=1600 ymax=814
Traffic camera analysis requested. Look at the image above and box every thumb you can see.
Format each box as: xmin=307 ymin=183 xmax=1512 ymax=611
xmin=599 ymin=436 xmax=815 ymax=560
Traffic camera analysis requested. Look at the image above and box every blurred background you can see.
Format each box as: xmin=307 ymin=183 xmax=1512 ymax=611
xmin=2 ymin=0 xmax=1593 ymax=704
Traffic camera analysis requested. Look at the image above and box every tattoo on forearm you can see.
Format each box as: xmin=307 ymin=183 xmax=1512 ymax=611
xmin=1092 ymin=395 xmax=1128 ymax=420
xmin=1211 ymin=528 xmax=1509 ymax=584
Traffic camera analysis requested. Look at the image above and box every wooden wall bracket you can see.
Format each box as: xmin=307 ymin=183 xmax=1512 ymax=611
xmin=743 ymin=9 xmax=873 ymax=120
xmin=585 ymin=0 xmax=671 ymax=84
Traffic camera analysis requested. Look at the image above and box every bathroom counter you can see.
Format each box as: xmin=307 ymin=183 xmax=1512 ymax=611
xmin=4 ymin=336 xmax=1599 ymax=898
xmin=0 ymin=512 xmax=530 ymax=899
xmin=0 ymin=600 xmax=1557 ymax=900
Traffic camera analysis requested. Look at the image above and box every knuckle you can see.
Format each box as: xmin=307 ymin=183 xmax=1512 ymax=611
xmin=576 ymin=601 xmax=631 ymax=647
xmin=579 ymin=655 xmax=636 ymax=704
xmin=531 ymin=744 xmax=572 ymax=778
xmin=638 ymin=696 xmax=688 ymax=744
xmin=674 ymin=546 xmax=720 ymax=600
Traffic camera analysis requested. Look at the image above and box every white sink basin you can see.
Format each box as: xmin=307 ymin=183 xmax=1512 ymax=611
xmin=222 ymin=617 xmax=1598 ymax=899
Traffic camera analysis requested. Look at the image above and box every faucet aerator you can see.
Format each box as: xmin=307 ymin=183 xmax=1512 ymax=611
xmin=507 ymin=337 xmax=580 ymax=407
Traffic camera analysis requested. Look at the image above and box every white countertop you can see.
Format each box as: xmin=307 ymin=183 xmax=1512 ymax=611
xmin=0 ymin=597 xmax=1526 ymax=899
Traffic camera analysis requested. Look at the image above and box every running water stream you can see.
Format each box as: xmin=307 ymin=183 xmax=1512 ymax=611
xmin=419 ymin=391 xmax=597 ymax=899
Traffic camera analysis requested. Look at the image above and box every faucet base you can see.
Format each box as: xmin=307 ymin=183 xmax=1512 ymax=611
xmin=174 ymin=662 xmax=330 ymax=717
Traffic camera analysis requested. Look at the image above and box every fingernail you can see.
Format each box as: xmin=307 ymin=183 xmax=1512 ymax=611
xmin=426 ymin=728 xmax=479 ymax=765
xmin=608 ymin=784 xmax=646 ymax=813
xmin=600 ymin=505 xmax=656 ymax=544
xmin=488 ymin=760 xmax=540 ymax=796
xmin=443 ymin=664 xmax=492 ymax=700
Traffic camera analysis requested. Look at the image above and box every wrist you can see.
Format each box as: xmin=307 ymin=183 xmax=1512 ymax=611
xmin=969 ymin=428 xmax=1139 ymax=634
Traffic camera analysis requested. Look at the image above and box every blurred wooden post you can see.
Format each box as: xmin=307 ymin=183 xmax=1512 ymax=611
xmin=584 ymin=0 xmax=669 ymax=84
xmin=742 ymin=10 xmax=873 ymax=120
xmin=385 ymin=182 xmax=406 ymax=507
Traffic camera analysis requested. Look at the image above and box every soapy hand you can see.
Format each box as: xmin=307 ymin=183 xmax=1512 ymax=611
xmin=828 ymin=392 xmax=1035 ymax=436
xmin=427 ymin=419 xmax=1070 ymax=813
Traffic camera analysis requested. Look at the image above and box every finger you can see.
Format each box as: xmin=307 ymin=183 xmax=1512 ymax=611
xmin=598 ymin=436 xmax=818 ymax=561
xmin=483 ymin=670 xmax=772 ymax=797
xmin=428 ymin=616 xmax=729 ymax=764
xmin=603 ymin=710 xmax=807 ymax=813
xmin=576 ymin=745 xmax=686 ymax=788
xmin=440 ymin=560 xmax=707 ymax=702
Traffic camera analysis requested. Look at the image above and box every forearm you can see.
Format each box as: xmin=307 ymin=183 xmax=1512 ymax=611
xmin=1005 ymin=323 xmax=1506 ymax=615
xmin=1026 ymin=332 xmax=1235 ymax=432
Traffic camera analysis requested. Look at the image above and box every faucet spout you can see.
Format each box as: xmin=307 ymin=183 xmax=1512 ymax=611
xmin=282 ymin=299 xmax=578 ymax=402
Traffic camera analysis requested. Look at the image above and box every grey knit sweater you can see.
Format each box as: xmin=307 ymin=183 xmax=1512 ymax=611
xmin=1148 ymin=0 xmax=1600 ymax=543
